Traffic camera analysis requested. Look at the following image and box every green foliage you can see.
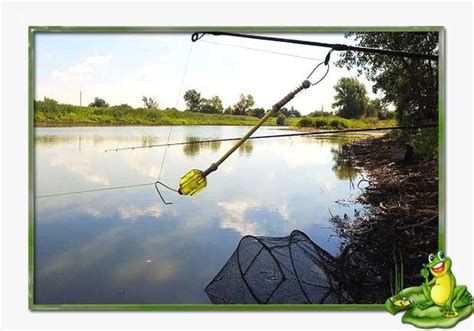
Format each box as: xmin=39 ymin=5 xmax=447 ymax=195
xmin=35 ymin=97 xmax=59 ymax=112
xmin=183 ymin=89 xmax=202 ymax=112
xmin=298 ymin=117 xmax=314 ymax=127
xmin=287 ymin=106 xmax=302 ymax=118
xmin=366 ymin=99 xmax=385 ymax=118
xmin=88 ymin=97 xmax=109 ymax=108
xmin=329 ymin=118 xmax=348 ymax=129
xmin=337 ymin=32 xmax=438 ymax=125
xmin=378 ymin=109 xmax=397 ymax=120
xmin=332 ymin=77 xmax=369 ymax=119
xmin=410 ymin=128 xmax=438 ymax=159
xmin=297 ymin=115 xmax=396 ymax=130
xmin=35 ymin=99 xmax=397 ymax=129
xmin=276 ymin=114 xmax=286 ymax=126
xmin=34 ymin=100 xmax=279 ymax=126
xmin=201 ymin=95 xmax=224 ymax=114
xmin=250 ymin=108 xmax=265 ymax=118
xmin=277 ymin=106 xmax=301 ymax=118
xmin=231 ymin=94 xmax=255 ymax=115
xmin=141 ymin=96 xmax=159 ymax=109
xmin=184 ymin=90 xmax=224 ymax=114
xmin=114 ymin=103 xmax=133 ymax=109
xmin=314 ymin=118 xmax=328 ymax=128
xmin=308 ymin=109 xmax=333 ymax=117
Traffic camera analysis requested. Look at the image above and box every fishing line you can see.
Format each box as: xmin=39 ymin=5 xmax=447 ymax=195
xmin=154 ymin=41 xmax=194 ymax=204
xmin=105 ymin=125 xmax=438 ymax=153
xmin=192 ymin=31 xmax=439 ymax=61
xmin=37 ymin=182 xmax=156 ymax=199
xmin=200 ymin=40 xmax=325 ymax=62
xmin=39 ymin=124 xmax=438 ymax=199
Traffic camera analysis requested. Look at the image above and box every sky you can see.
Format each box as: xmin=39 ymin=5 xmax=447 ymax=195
xmin=35 ymin=32 xmax=379 ymax=115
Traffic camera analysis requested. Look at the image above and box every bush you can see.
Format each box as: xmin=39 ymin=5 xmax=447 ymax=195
xmin=276 ymin=114 xmax=286 ymax=126
xmin=314 ymin=118 xmax=328 ymax=128
xmin=298 ymin=117 xmax=313 ymax=127
xmin=410 ymin=128 xmax=438 ymax=159
xmin=329 ymin=118 xmax=348 ymax=129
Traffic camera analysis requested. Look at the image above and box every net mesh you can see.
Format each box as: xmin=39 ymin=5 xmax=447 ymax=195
xmin=205 ymin=230 xmax=348 ymax=304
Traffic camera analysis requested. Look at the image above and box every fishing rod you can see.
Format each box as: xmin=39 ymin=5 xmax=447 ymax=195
xmin=191 ymin=31 xmax=439 ymax=61
xmin=154 ymin=30 xmax=440 ymax=204
xmin=104 ymin=125 xmax=438 ymax=153
xmin=165 ymin=57 xmax=333 ymax=202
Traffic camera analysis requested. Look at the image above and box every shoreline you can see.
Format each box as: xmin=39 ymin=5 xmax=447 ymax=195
xmin=330 ymin=134 xmax=438 ymax=303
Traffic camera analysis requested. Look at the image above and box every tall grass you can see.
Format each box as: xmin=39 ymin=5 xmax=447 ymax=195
xmin=390 ymin=250 xmax=405 ymax=296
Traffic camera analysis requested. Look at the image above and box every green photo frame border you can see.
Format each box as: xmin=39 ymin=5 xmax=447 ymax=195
xmin=28 ymin=26 xmax=445 ymax=311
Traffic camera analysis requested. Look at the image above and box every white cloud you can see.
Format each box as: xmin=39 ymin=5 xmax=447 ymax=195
xmin=51 ymin=54 xmax=111 ymax=82
xmin=118 ymin=203 xmax=168 ymax=221
xmin=49 ymin=155 xmax=110 ymax=185
xmin=217 ymin=200 xmax=290 ymax=236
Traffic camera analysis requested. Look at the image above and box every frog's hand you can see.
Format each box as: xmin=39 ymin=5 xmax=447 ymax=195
xmin=420 ymin=265 xmax=430 ymax=280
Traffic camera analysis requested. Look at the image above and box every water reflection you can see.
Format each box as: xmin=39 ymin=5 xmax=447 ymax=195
xmin=141 ymin=135 xmax=160 ymax=148
xmin=182 ymin=137 xmax=253 ymax=157
xmin=238 ymin=140 xmax=253 ymax=155
xmin=182 ymin=137 xmax=222 ymax=156
xmin=331 ymin=145 xmax=361 ymax=181
xmin=34 ymin=126 xmax=368 ymax=304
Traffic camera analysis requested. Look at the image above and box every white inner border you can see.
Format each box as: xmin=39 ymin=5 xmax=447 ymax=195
xmin=1 ymin=1 xmax=473 ymax=330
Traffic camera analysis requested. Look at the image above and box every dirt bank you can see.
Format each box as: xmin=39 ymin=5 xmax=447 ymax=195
xmin=330 ymin=134 xmax=439 ymax=303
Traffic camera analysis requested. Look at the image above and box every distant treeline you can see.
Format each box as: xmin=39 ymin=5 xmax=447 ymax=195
xmin=34 ymin=97 xmax=396 ymax=129
xmin=34 ymin=98 xmax=275 ymax=126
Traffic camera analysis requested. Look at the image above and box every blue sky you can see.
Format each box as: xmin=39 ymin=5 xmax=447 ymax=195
xmin=35 ymin=32 xmax=377 ymax=115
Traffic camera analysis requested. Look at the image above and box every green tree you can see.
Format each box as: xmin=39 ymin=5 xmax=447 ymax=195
xmin=250 ymin=108 xmax=265 ymax=118
xmin=142 ymin=96 xmax=159 ymax=109
xmin=278 ymin=106 xmax=301 ymax=118
xmin=39 ymin=97 xmax=59 ymax=112
xmin=337 ymin=32 xmax=438 ymax=124
xmin=201 ymin=95 xmax=224 ymax=114
xmin=232 ymin=94 xmax=255 ymax=115
xmin=89 ymin=97 xmax=109 ymax=108
xmin=288 ymin=106 xmax=302 ymax=118
xmin=332 ymin=77 xmax=369 ymax=119
xmin=366 ymin=99 xmax=386 ymax=118
xmin=309 ymin=106 xmax=333 ymax=117
xmin=278 ymin=107 xmax=289 ymax=117
xmin=183 ymin=89 xmax=202 ymax=112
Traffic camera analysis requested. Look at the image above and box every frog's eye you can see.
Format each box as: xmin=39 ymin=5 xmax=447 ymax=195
xmin=428 ymin=254 xmax=435 ymax=263
xmin=438 ymin=251 xmax=445 ymax=260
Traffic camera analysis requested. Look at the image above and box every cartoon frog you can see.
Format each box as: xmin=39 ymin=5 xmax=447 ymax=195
xmin=417 ymin=251 xmax=471 ymax=317
xmin=386 ymin=251 xmax=472 ymax=328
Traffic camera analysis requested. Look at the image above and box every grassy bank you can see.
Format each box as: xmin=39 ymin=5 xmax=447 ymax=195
xmin=35 ymin=102 xmax=268 ymax=127
xmin=34 ymin=100 xmax=397 ymax=128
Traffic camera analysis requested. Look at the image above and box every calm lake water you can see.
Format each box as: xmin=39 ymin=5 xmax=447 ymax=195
xmin=34 ymin=125 xmax=368 ymax=304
